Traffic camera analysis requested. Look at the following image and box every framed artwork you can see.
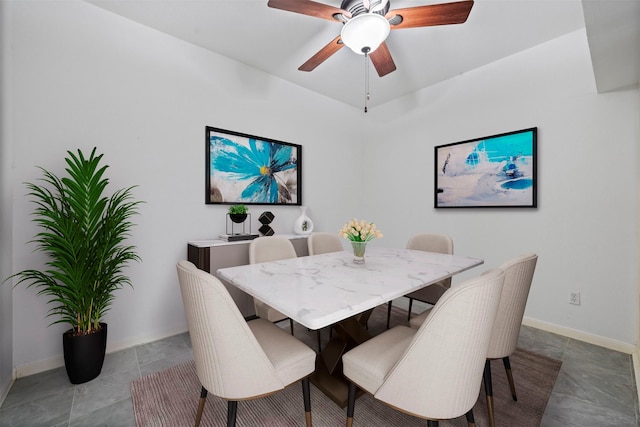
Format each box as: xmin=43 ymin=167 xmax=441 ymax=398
xmin=205 ymin=126 xmax=301 ymax=205
xmin=434 ymin=127 xmax=537 ymax=208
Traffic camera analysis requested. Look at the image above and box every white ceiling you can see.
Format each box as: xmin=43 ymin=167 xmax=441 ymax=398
xmin=85 ymin=0 xmax=639 ymax=110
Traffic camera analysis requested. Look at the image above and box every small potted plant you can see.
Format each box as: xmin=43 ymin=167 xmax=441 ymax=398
xmin=228 ymin=204 xmax=248 ymax=223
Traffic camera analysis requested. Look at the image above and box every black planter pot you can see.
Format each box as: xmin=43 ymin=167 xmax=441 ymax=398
xmin=229 ymin=213 xmax=248 ymax=223
xmin=63 ymin=323 xmax=108 ymax=384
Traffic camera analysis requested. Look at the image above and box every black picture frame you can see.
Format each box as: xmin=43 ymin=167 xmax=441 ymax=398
xmin=205 ymin=127 xmax=302 ymax=205
xmin=434 ymin=127 xmax=537 ymax=208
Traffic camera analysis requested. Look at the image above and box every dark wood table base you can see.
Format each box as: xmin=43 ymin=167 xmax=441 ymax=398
xmin=310 ymin=309 xmax=373 ymax=407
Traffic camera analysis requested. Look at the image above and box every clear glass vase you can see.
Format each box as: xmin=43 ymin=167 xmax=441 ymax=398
xmin=351 ymin=241 xmax=367 ymax=264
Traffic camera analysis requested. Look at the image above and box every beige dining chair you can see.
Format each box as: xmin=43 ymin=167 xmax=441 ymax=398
xmin=343 ymin=268 xmax=505 ymax=427
xmin=249 ymin=236 xmax=297 ymax=334
xmin=482 ymin=253 xmax=538 ymax=427
xmin=387 ymin=233 xmax=454 ymax=327
xmin=176 ymin=260 xmax=315 ymax=427
xmin=307 ymin=232 xmax=343 ymax=255
xmin=410 ymin=253 xmax=538 ymax=427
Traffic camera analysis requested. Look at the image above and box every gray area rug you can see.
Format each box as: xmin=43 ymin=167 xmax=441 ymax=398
xmin=131 ymin=307 xmax=561 ymax=426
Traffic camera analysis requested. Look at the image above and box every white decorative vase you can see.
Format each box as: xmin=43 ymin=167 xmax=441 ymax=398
xmin=293 ymin=206 xmax=314 ymax=235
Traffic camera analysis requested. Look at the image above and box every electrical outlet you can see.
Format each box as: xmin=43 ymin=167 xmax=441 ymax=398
xmin=569 ymin=291 xmax=581 ymax=305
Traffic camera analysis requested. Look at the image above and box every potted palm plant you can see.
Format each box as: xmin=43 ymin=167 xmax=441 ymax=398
xmin=11 ymin=147 xmax=141 ymax=384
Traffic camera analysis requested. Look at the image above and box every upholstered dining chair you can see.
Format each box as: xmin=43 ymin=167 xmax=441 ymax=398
xmin=482 ymin=253 xmax=538 ymax=427
xmin=176 ymin=260 xmax=315 ymax=427
xmin=387 ymin=233 xmax=454 ymax=327
xmin=343 ymin=269 xmax=505 ymax=427
xmin=307 ymin=232 xmax=343 ymax=255
xmin=409 ymin=253 xmax=538 ymax=427
xmin=249 ymin=236 xmax=298 ymax=334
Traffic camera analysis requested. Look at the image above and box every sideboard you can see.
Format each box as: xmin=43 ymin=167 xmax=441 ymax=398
xmin=187 ymin=234 xmax=309 ymax=317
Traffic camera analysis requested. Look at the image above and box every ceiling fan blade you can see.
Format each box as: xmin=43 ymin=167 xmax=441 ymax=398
xmin=267 ymin=0 xmax=349 ymax=22
xmin=299 ymin=35 xmax=344 ymax=72
xmin=369 ymin=42 xmax=396 ymax=77
xmin=387 ymin=0 xmax=474 ymax=29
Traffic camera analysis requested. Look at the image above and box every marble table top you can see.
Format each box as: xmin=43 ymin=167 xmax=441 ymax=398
xmin=217 ymin=246 xmax=483 ymax=330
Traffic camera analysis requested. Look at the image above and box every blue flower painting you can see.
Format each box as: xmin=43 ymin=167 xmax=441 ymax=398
xmin=206 ymin=128 xmax=300 ymax=205
xmin=435 ymin=128 xmax=537 ymax=208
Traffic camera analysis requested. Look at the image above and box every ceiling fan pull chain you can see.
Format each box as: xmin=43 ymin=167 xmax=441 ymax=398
xmin=364 ymin=47 xmax=370 ymax=113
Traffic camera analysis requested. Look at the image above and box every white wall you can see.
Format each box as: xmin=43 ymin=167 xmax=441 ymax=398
xmin=7 ymin=1 xmax=639 ymax=376
xmin=1 ymin=0 xmax=15 ymax=400
xmin=9 ymin=0 xmax=366 ymax=375
xmin=363 ymin=29 xmax=639 ymax=348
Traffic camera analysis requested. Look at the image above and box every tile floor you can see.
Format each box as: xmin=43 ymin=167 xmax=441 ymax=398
xmin=1 ymin=299 xmax=638 ymax=426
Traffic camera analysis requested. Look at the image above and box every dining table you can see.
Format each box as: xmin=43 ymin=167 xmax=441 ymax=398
xmin=217 ymin=246 xmax=483 ymax=407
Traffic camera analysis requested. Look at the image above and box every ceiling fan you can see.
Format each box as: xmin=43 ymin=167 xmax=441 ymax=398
xmin=267 ymin=0 xmax=475 ymax=77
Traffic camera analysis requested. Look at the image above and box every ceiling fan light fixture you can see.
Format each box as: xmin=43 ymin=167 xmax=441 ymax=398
xmin=340 ymin=13 xmax=390 ymax=55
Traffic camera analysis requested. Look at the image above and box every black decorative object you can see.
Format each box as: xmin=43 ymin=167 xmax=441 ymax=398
xmin=259 ymin=211 xmax=275 ymax=236
xmin=219 ymin=234 xmax=258 ymax=242
xmin=63 ymin=323 xmax=108 ymax=384
xmin=259 ymin=211 xmax=274 ymax=224
xmin=259 ymin=225 xmax=275 ymax=236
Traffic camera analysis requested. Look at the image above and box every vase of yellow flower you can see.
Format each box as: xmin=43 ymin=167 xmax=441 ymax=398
xmin=339 ymin=218 xmax=383 ymax=264
xmin=350 ymin=241 xmax=368 ymax=264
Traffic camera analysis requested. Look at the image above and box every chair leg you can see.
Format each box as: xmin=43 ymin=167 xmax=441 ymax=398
xmin=226 ymin=400 xmax=238 ymax=427
xmin=465 ymin=409 xmax=476 ymax=427
xmin=427 ymin=420 xmax=439 ymax=427
xmin=290 ymin=318 xmax=295 ymax=335
xmin=407 ymin=297 xmax=414 ymax=320
xmin=386 ymin=301 xmax=392 ymax=329
xmin=302 ymin=377 xmax=312 ymax=427
xmin=194 ymin=386 xmax=208 ymax=427
xmin=346 ymin=382 xmax=357 ymax=427
xmin=483 ymin=360 xmax=495 ymax=427
xmin=503 ymin=356 xmax=517 ymax=401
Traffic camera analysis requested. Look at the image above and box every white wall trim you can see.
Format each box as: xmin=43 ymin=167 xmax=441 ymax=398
xmin=14 ymin=355 xmax=64 ymax=379
xmin=523 ymin=316 xmax=636 ymax=354
xmin=0 ymin=375 xmax=13 ymax=408
xmin=104 ymin=327 xmax=189 ymax=356
xmin=633 ymin=350 xmax=640 ymax=409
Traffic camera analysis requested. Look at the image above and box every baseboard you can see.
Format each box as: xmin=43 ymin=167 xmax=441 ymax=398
xmin=0 ymin=374 xmax=14 ymax=408
xmin=14 ymin=355 xmax=65 ymax=378
xmin=633 ymin=351 xmax=640 ymax=408
xmin=13 ymin=326 xmax=189 ymax=379
xmin=104 ymin=326 xmax=189 ymax=355
xmin=522 ymin=316 xmax=636 ymax=354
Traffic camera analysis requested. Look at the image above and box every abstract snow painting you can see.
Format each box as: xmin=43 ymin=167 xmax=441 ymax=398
xmin=435 ymin=128 xmax=537 ymax=208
